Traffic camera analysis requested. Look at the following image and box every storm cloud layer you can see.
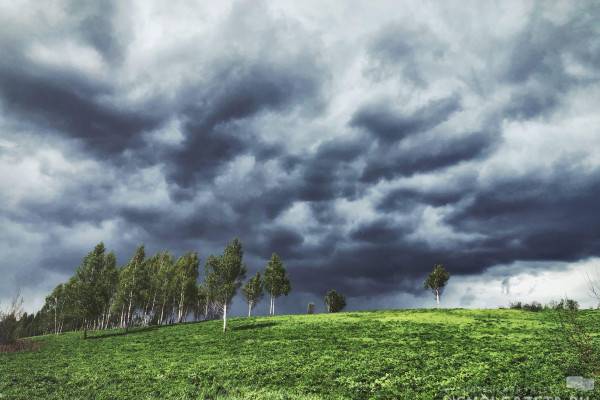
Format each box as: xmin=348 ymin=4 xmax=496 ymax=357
xmin=1 ymin=1 xmax=600 ymax=313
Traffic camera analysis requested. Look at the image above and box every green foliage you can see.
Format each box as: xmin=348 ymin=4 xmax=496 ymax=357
xmin=509 ymin=301 xmax=543 ymax=312
xmin=205 ymin=239 xmax=247 ymax=308
xmin=324 ymin=290 xmax=346 ymax=313
xmin=2 ymin=309 xmax=599 ymax=399
xmin=423 ymin=264 xmax=450 ymax=304
xmin=242 ymin=272 xmax=264 ymax=316
xmin=264 ymin=253 xmax=291 ymax=315
xmin=552 ymin=298 xmax=579 ymax=311
xmin=205 ymin=238 xmax=247 ymax=332
xmin=73 ymin=243 xmax=116 ymax=337
xmin=14 ymin=238 xmax=288 ymax=339
xmin=0 ymin=294 xmax=24 ymax=345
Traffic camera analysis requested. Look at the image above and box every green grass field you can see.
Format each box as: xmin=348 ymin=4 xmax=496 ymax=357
xmin=1 ymin=309 xmax=598 ymax=399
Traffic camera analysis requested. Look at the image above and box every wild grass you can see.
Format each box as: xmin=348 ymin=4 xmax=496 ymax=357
xmin=1 ymin=309 xmax=599 ymax=399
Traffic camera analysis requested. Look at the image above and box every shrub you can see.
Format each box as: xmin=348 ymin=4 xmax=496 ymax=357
xmin=552 ymin=298 xmax=579 ymax=311
xmin=509 ymin=301 xmax=522 ymax=310
xmin=509 ymin=301 xmax=543 ymax=312
xmin=522 ymin=301 xmax=543 ymax=312
xmin=324 ymin=290 xmax=346 ymax=313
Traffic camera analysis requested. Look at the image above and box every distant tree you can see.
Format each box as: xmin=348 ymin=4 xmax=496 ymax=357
xmin=424 ymin=264 xmax=450 ymax=306
xmin=74 ymin=243 xmax=109 ymax=338
xmin=263 ymin=253 xmax=291 ymax=316
xmin=324 ymin=290 xmax=346 ymax=313
xmin=242 ymin=272 xmax=264 ymax=317
xmin=307 ymin=303 xmax=315 ymax=314
xmin=205 ymin=238 xmax=247 ymax=332
xmin=118 ymin=245 xmax=146 ymax=331
xmin=193 ymin=283 xmax=209 ymax=321
xmin=45 ymin=284 xmax=64 ymax=335
xmin=154 ymin=251 xmax=176 ymax=325
xmin=174 ymin=252 xmax=200 ymax=323
xmin=98 ymin=252 xmax=118 ymax=329
xmin=0 ymin=292 xmax=24 ymax=345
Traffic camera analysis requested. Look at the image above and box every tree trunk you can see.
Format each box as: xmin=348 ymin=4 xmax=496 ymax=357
xmin=119 ymin=304 xmax=125 ymax=328
xmin=223 ymin=303 xmax=228 ymax=333
xmin=159 ymin=300 xmax=166 ymax=325
xmin=435 ymin=289 xmax=440 ymax=306
xmin=54 ymin=297 xmax=58 ymax=335
xmin=105 ymin=306 xmax=112 ymax=330
xmin=248 ymin=302 xmax=252 ymax=317
xmin=150 ymin=292 xmax=157 ymax=324
xmin=178 ymin=288 xmax=185 ymax=323
xmin=272 ymin=297 xmax=275 ymax=315
xmin=127 ymin=289 xmax=134 ymax=328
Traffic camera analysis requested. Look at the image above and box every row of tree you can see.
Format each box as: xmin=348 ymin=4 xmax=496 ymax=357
xmin=31 ymin=238 xmax=291 ymax=337
xmin=4 ymin=255 xmax=451 ymax=342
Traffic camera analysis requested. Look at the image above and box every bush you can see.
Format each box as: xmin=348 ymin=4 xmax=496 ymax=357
xmin=509 ymin=301 xmax=543 ymax=312
xmin=324 ymin=290 xmax=346 ymax=313
xmin=551 ymin=298 xmax=579 ymax=311
xmin=509 ymin=301 xmax=522 ymax=310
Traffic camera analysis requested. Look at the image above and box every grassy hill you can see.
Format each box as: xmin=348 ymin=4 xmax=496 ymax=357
xmin=1 ymin=309 xmax=598 ymax=399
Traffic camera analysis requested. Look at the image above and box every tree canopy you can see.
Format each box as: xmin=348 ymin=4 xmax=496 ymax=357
xmin=424 ymin=264 xmax=450 ymax=306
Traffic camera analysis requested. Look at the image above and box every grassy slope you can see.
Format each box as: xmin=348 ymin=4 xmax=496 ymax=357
xmin=1 ymin=309 xmax=598 ymax=399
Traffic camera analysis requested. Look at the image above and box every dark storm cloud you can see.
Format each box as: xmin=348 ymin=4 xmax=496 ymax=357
xmin=1 ymin=1 xmax=600 ymax=312
xmin=167 ymin=60 xmax=323 ymax=188
xmin=360 ymin=130 xmax=496 ymax=182
xmin=297 ymin=138 xmax=365 ymax=201
xmin=377 ymin=187 xmax=466 ymax=212
xmin=350 ymin=218 xmax=406 ymax=244
xmin=447 ymin=169 xmax=600 ymax=264
xmin=351 ymin=95 xmax=461 ymax=143
xmin=252 ymin=226 xmax=305 ymax=260
xmin=0 ymin=64 xmax=161 ymax=156
xmin=501 ymin=3 xmax=600 ymax=120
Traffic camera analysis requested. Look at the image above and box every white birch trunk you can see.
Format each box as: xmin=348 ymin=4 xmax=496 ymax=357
xmin=223 ymin=303 xmax=228 ymax=333
xmin=54 ymin=297 xmax=58 ymax=335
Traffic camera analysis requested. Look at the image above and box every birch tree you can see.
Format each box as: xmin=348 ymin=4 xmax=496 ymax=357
xmin=45 ymin=284 xmax=65 ymax=334
xmin=424 ymin=264 xmax=450 ymax=306
xmin=74 ymin=243 xmax=108 ymax=339
xmin=324 ymin=289 xmax=346 ymax=313
xmin=242 ymin=272 xmax=264 ymax=317
xmin=263 ymin=253 xmax=291 ymax=316
xmin=119 ymin=245 xmax=146 ymax=330
xmin=155 ymin=251 xmax=176 ymax=325
xmin=205 ymin=238 xmax=247 ymax=333
xmin=174 ymin=252 xmax=200 ymax=323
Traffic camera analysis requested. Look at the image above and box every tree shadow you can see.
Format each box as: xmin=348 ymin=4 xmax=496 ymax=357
xmin=233 ymin=321 xmax=278 ymax=331
xmin=87 ymin=326 xmax=158 ymax=340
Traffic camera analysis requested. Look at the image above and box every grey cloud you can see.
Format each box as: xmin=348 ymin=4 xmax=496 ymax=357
xmin=1 ymin=1 xmax=600 ymax=313
xmin=360 ymin=130 xmax=496 ymax=182
xmin=366 ymin=23 xmax=447 ymax=86
xmin=351 ymin=94 xmax=461 ymax=143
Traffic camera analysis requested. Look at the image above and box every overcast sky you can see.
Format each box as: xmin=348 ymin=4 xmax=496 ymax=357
xmin=1 ymin=0 xmax=600 ymax=314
